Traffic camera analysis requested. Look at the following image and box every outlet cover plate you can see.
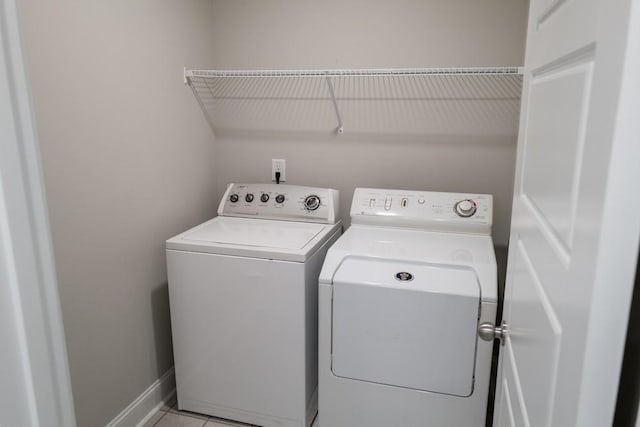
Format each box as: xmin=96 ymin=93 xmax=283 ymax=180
xmin=272 ymin=159 xmax=286 ymax=182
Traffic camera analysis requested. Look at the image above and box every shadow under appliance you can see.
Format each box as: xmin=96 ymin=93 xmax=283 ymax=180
xmin=318 ymin=188 xmax=497 ymax=426
xmin=167 ymin=183 xmax=341 ymax=427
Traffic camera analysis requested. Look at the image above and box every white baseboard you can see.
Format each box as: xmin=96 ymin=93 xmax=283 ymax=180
xmin=106 ymin=367 xmax=176 ymax=427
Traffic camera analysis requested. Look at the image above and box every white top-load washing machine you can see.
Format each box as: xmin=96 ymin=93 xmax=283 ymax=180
xmin=167 ymin=183 xmax=341 ymax=427
xmin=318 ymin=188 xmax=497 ymax=427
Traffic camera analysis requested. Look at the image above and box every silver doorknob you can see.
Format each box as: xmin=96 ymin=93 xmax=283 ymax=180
xmin=478 ymin=321 xmax=508 ymax=345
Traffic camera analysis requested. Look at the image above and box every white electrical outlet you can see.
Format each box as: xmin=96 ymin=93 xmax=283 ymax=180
xmin=272 ymin=159 xmax=286 ymax=183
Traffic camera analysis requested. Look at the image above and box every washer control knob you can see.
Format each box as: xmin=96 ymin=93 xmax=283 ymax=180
xmin=260 ymin=193 xmax=270 ymax=203
xmin=304 ymin=195 xmax=321 ymax=211
xmin=275 ymin=194 xmax=285 ymax=204
xmin=455 ymin=199 xmax=477 ymax=217
xmin=245 ymin=193 xmax=254 ymax=203
xmin=229 ymin=194 xmax=239 ymax=203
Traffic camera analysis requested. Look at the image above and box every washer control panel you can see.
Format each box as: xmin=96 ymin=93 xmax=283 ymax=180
xmin=219 ymin=183 xmax=340 ymax=224
xmin=351 ymin=188 xmax=492 ymax=234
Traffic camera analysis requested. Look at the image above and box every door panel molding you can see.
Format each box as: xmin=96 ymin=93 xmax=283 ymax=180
xmin=521 ymin=60 xmax=593 ymax=252
xmin=497 ymin=379 xmax=516 ymax=427
xmin=519 ymin=195 xmax=571 ymax=267
xmin=510 ymin=239 xmax=562 ymax=426
xmin=537 ymin=0 xmax=569 ymax=27
xmin=503 ymin=340 xmax=530 ymax=427
xmin=530 ymin=43 xmax=595 ymax=77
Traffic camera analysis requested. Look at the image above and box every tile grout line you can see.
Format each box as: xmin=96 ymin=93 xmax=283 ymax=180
xmin=157 ymin=402 xmax=262 ymax=427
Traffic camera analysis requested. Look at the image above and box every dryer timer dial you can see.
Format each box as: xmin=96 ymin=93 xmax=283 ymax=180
xmin=454 ymin=199 xmax=477 ymax=218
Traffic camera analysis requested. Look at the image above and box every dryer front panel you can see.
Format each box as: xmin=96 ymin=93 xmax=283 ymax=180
xmin=331 ymin=257 xmax=480 ymax=397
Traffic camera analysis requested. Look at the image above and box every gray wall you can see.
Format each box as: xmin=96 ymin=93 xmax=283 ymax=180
xmin=19 ymin=1 xmax=216 ymax=426
xmin=209 ymin=0 xmax=529 ymax=245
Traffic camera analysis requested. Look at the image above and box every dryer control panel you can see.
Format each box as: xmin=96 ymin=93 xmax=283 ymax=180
xmin=218 ymin=183 xmax=340 ymax=224
xmin=350 ymin=188 xmax=492 ymax=234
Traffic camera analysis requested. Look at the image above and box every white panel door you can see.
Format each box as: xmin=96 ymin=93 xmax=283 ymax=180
xmin=494 ymin=0 xmax=640 ymax=425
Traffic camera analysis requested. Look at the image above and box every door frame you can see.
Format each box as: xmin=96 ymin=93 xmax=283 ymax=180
xmin=0 ymin=0 xmax=75 ymax=425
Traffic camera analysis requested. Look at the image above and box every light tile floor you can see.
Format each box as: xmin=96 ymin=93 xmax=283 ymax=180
xmin=143 ymin=397 xmax=319 ymax=427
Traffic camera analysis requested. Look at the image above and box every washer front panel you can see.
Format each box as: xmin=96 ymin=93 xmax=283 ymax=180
xmin=168 ymin=250 xmax=306 ymax=426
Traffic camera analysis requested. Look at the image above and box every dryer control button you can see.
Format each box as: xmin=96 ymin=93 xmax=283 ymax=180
xmin=275 ymin=194 xmax=285 ymax=204
xmin=245 ymin=193 xmax=254 ymax=203
xmin=229 ymin=194 xmax=239 ymax=203
xmin=260 ymin=193 xmax=270 ymax=203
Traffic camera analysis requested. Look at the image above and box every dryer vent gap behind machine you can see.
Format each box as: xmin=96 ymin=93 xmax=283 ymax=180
xmin=318 ymin=188 xmax=497 ymax=427
xmin=167 ymin=183 xmax=341 ymax=427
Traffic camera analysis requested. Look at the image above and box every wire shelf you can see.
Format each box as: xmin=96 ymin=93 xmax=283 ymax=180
xmin=185 ymin=67 xmax=523 ymax=135
xmin=186 ymin=67 xmax=523 ymax=79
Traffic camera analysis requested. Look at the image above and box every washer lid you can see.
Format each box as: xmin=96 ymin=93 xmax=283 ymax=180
xmin=180 ymin=216 xmax=325 ymax=249
xmin=331 ymin=257 xmax=480 ymax=396
xmin=166 ymin=216 xmax=339 ymax=262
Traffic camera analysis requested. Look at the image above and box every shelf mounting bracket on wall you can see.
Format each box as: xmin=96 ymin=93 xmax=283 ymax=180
xmin=324 ymin=73 xmax=344 ymax=135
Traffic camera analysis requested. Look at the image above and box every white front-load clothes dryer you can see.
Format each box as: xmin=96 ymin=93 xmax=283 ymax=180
xmin=167 ymin=183 xmax=341 ymax=427
xmin=318 ymin=188 xmax=497 ymax=427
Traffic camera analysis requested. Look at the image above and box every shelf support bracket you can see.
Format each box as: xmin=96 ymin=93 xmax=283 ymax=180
xmin=325 ymin=75 xmax=344 ymax=134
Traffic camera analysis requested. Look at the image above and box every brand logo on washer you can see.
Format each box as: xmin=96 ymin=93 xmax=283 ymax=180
xmin=395 ymin=272 xmax=414 ymax=282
